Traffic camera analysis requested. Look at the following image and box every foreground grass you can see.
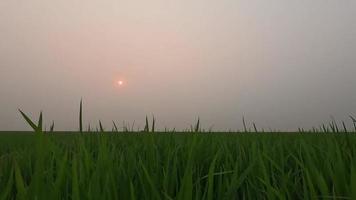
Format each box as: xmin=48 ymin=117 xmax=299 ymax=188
xmin=0 ymin=132 xmax=355 ymax=200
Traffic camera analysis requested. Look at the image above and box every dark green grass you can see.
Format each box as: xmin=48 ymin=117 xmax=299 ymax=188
xmin=0 ymin=132 xmax=355 ymax=199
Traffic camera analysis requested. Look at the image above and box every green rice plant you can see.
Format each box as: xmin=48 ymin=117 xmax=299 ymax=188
xmin=253 ymin=122 xmax=258 ymax=133
xmin=79 ymin=99 xmax=83 ymax=133
xmin=99 ymin=120 xmax=104 ymax=132
xmin=112 ymin=121 xmax=119 ymax=132
xmin=144 ymin=116 xmax=149 ymax=132
xmin=151 ymin=116 xmax=156 ymax=133
xmin=18 ymin=109 xmax=43 ymax=133
xmin=242 ymin=116 xmax=248 ymax=133
xmin=195 ymin=118 xmax=200 ymax=133
xmin=50 ymin=121 xmax=55 ymax=132
xmin=2 ymin=101 xmax=356 ymax=199
xmin=350 ymin=115 xmax=356 ymax=132
xmin=0 ymin=132 xmax=355 ymax=199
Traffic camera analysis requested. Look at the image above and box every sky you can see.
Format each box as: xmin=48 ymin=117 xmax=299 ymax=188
xmin=1 ymin=0 xmax=356 ymax=131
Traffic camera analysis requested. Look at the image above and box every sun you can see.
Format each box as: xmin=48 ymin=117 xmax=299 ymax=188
xmin=117 ymin=80 xmax=123 ymax=86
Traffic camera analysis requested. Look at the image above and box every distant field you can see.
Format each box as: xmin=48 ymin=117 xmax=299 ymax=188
xmin=0 ymin=132 xmax=355 ymax=199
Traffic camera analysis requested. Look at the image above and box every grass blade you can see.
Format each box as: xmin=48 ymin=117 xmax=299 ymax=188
xmin=79 ymin=99 xmax=83 ymax=133
xmin=50 ymin=121 xmax=55 ymax=132
xmin=151 ymin=115 xmax=155 ymax=133
xmin=37 ymin=111 xmax=43 ymax=132
xmin=99 ymin=120 xmax=104 ymax=132
xmin=112 ymin=121 xmax=119 ymax=132
xmin=242 ymin=116 xmax=247 ymax=133
xmin=195 ymin=117 xmax=200 ymax=133
xmin=18 ymin=109 xmax=38 ymax=132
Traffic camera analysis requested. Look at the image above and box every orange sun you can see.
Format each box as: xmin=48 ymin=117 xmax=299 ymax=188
xmin=117 ymin=80 xmax=123 ymax=86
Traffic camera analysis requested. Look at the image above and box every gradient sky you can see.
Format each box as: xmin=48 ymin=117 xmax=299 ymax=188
xmin=1 ymin=0 xmax=356 ymax=131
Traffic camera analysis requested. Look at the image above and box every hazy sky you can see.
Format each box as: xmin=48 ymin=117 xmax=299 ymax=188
xmin=1 ymin=0 xmax=356 ymax=131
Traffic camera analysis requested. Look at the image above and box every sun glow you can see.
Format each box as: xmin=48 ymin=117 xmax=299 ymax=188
xmin=117 ymin=80 xmax=123 ymax=86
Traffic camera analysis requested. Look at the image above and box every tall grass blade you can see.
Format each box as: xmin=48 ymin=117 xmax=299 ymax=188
xmin=350 ymin=115 xmax=356 ymax=132
xmin=112 ymin=121 xmax=119 ymax=132
xmin=1 ymin=168 xmax=14 ymax=200
xmin=141 ymin=163 xmax=161 ymax=199
xmin=18 ymin=109 xmax=39 ymax=132
xmin=99 ymin=120 xmax=104 ymax=132
xmin=50 ymin=121 xmax=55 ymax=132
xmin=195 ymin=117 xmax=200 ymax=132
xmin=129 ymin=181 xmax=136 ymax=200
xmin=144 ymin=116 xmax=149 ymax=132
xmin=342 ymin=121 xmax=347 ymax=133
xmin=37 ymin=111 xmax=43 ymax=132
xmin=151 ymin=116 xmax=155 ymax=133
xmin=72 ymin=156 xmax=80 ymax=200
xmin=14 ymin=160 xmax=27 ymax=200
xmin=242 ymin=116 xmax=247 ymax=133
xmin=253 ymin=122 xmax=258 ymax=133
xmin=207 ymin=153 xmax=219 ymax=200
xmin=79 ymin=99 xmax=83 ymax=133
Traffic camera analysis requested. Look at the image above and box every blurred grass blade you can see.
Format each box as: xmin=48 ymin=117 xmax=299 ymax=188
xmin=1 ymin=167 xmax=14 ymax=200
xmin=253 ymin=122 xmax=258 ymax=133
xmin=18 ymin=109 xmax=38 ymax=132
xmin=151 ymin=116 xmax=155 ymax=133
xmin=14 ymin=160 xmax=27 ymax=200
xmin=130 ymin=181 xmax=136 ymax=200
xmin=112 ymin=121 xmax=119 ymax=132
xmin=144 ymin=116 xmax=149 ymax=132
xmin=37 ymin=111 xmax=43 ymax=132
xmin=79 ymin=99 xmax=83 ymax=133
xmin=242 ymin=116 xmax=247 ymax=133
xmin=99 ymin=120 xmax=104 ymax=132
xmin=195 ymin=117 xmax=200 ymax=132
xmin=207 ymin=153 xmax=219 ymax=200
xmin=350 ymin=115 xmax=356 ymax=132
xmin=50 ymin=121 xmax=55 ymax=132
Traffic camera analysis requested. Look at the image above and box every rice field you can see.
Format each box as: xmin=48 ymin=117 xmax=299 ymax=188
xmin=0 ymin=102 xmax=355 ymax=199
xmin=0 ymin=132 xmax=355 ymax=200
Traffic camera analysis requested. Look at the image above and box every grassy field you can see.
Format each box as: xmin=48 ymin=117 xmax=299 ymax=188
xmin=0 ymin=103 xmax=353 ymax=199
xmin=0 ymin=132 xmax=355 ymax=200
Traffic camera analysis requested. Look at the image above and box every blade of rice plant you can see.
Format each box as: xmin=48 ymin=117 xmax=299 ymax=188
xmin=207 ymin=153 xmax=219 ymax=200
xmin=0 ymin=167 xmax=14 ymax=200
xmin=99 ymin=120 xmax=104 ymax=132
xmin=144 ymin=116 xmax=149 ymax=132
xmin=350 ymin=115 xmax=356 ymax=122
xmin=242 ymin=116 xmax=247 ymax=133
xmin=50 ymin=121 xmax=54 ymax=132
xmin=350 ymin=115 xmax=356 ymax=132
xmin=129 ymin=181 xmax=136 ymax=200
xmin=331 ymin=116 xmax=339 ymax=133
xmin=79 ymin=99 xmax=83 ymax=133
xmin=194 ymin=117 xmax=200 ymax=132
xmin=112 ymin=121 xmax=119 ymax=132
xmin=52 ymin=152 xmax=68 ymax=199
xmin=151 ymin=115 xmax=155 ymax=133
xmin=131 ymin=120 xmax=135 ymax=132
xmin=14 ymin=160 xmax=27 ymax=200
xmin=37 ymin=111 xmax=43 ymax=132
xmin=18 ymin=109 xmax=38 ymax=132
xmin=225 ymin=161 xmax=256 ymax=198
xmin=253 ymin=122 xmax=258 ymax=133
xmin=351 ymin=164 xmax=356 ymax=200
xmin=342 ymin=121 xmax=347 ymax=133
xmin=72 ymin=156 xmax=80 ymax=200
xmin=141 ymin=163 xmax=161 ymax=199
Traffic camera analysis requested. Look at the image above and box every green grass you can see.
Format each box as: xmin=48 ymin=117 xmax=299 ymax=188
xmin=1 ymin=101 xmax=354 ymax=199
xmin=0 ymin=132 xmax=355 ymax=199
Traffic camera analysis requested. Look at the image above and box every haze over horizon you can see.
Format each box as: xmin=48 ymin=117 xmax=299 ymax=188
xmin=1 ymin=0 xmax=356 ymax=131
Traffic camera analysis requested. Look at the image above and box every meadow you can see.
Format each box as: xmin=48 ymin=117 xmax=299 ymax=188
xmin=0 ymin=103 xmax=355 ymax=199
